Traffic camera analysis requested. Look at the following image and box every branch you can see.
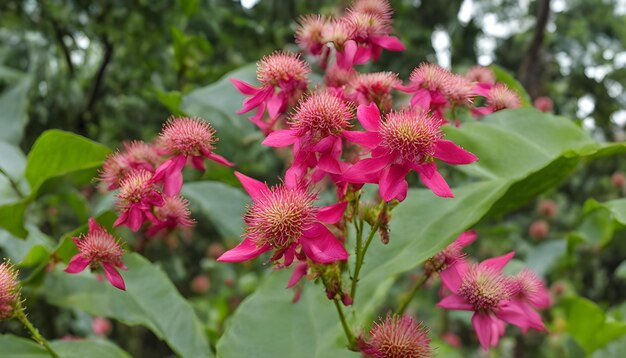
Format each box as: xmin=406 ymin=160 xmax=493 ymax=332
xmin=518 ymin=0 xmax=551 ymax=99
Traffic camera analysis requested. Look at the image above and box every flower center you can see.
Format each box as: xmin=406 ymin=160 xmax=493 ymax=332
xmin=245 ymin=186 xmax=318 ymax=250
xmin=118 ymin=170 xmax=154 ymax=205
xmin=257 ymin=51 xmax=311 ymax=87
xmin=380 ymin=109 xmax=442 ymax=162
xmin=289 ymin=91 xmax=352 ymax=138
xmin=458 ymin=266 xmax=510 ymax=313
xmin=159 ymin=117 xmax=216 ymax=157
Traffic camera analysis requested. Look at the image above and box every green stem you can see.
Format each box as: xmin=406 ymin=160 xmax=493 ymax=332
xmin=396 ymin=272 xmax=432 ymax=315
xmin=0 ymin=168 xmax=25 ymax=198
xmin=14 ymin=304 xmax=59 ymax=358
xmin=350 ymin=220 xmax=380 ymax=301
xmin=333 ymin=298 xmax=356 ymax=349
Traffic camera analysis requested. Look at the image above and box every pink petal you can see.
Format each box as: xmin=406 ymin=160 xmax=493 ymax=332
xmin=217 ymin=237 xmax=271 ymax=262
xmin=230 ymin=78 xmax=258 ymax=95
xmin=456 ymin=231 xmax=478 ymax=248
xmin=317 ymin=152 xmax=343 ymax=175
xmin=440 ymin=260 xmax=468 ymax=293
xmin=370 ymin=35 xmax=406 ymax=51
xmin=342 ymin=156 xmax=390 ymax=184
xmin=234 ymin=172 xmax=270 ymax=201
xmin=338 ymin=40 xmax=357 ymax=69
xmin=266 ymin=93 xmax=284 ymax=120
xmin=113 ymin=211 xmax=127 ymax=228
xmin=205 ymin=152 xmax=234 ymax=167
xmin=286 ymin=263 xmax=308 ymax=288
xmin=480 ymin=252 xmax=515 ymax=272
xmin=87 ymin=218 xmax=100 ymax=234
xmin=472 ymin=313 xmax=496 ymax=350
xmin=529 ymin=288 xmax=552 ymax=309
xmin=127 ymin=206 xmax=145 ymax=232
xmin=248 ymin=102 xmax=267 ymax=130
xmin=416 ymin=163 xmax=454 ymax=198
xmin=353 ymin=46 xmax=372 ymax=65
xmin=102 ymin=262 xmax=126 ymax=291
xmin=356 ymin=103 xmax=381 ymax=131
xmin=434 ymin=140 xmax=478 ymax=165
xmin=342 ymin=131 xmax=381 ymax=148
xmin=473 ymin=83 xmax=492 ymax=97
xmin=191 ymin=156 xmax=206 ymax=171
xmin=410 ymin=88 xmax=431 ymax=109
xmin=379 ymin=164 xmax=410 ymax=202
xmin=316 ymin=202 xmax=348 ymax=224
xmin=471 ymin=107 xmax=493 ymax=117
xmin=237 ymin=87 xmax=272 ymax=114
xmin=496 ymin=300 xmax=542 ymax=332
xmin=262 ymin=129 xmax=298 ymax=147
xmin=65 ymin=255 xmax=90 ymax=274
xmin=437 ymin=294 xmax=473 ymax=310
xmin=159 ymin=156 xmax=187 ymax=196
xmin=301 ymin=223 xmax=349 ymax=263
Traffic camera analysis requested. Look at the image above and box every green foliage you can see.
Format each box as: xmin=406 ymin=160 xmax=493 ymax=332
xmin=0 ymin=335 xmax=131 ymax=358
xmin=564 ymin=296 xmax=626 ymax=354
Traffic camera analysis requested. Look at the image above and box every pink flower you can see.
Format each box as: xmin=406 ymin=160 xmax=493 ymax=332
xmin=466 ymin=65 xmax=496 ymax=96
xmin=231 ymin=51 xmax=310 ymax=131
xmin=100 ymin=152 xmax=130 ymax=190
xmin=398 ymin=63 xmax=454 ymax=116
xmin=295 ymin=15 xmax=329 ymax=56
xmin=263 ymin=90 xmax=355 ymax=181
xmin=472 ymin=83 xmax=522 ymax=117
xmin=359 ymin=314 xmax=432 ymax=358
xmin=217 ymin=172 xmax=349 ymax=266
xmin=346 ymin=71 xmax=400 ymax=112
xmin=114 ymin=170 xmax=164 ymax=232
xmin=342 ymin=103 xmax=478 ymax=201
xmin=434 ymin=231 xmax=477 ymax=279
xmin=153 ymin=117 xmax=232 ymax=196
xmin=507 ymin=269 xmax=551 ymax=332
xmin=533 ymin=96 xmax=553 ymax=112
xmin=0 ymin=261 xmax=19 ymax=320
xmin=65 ymin=218 xmax=127 ymax=291
xmin=350 ymin=0 xmax=393 ymax=22
xmin=146 ymin=195 xmax=195 ymax=237
xmin=100 ymin=141 xmax=161 ymax=190
xmin=92 ymin=317 xmax=112 ymax=337
xmin=437 ymin=253 xmax=545 ymax=350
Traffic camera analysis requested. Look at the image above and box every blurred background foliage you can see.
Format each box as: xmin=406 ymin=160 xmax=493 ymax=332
xmin=1 ymin=0 xmax=626 ymax=356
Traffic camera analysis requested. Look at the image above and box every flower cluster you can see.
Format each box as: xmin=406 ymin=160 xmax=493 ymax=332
xmin=434 ymin=232 xmax=551 ymax=350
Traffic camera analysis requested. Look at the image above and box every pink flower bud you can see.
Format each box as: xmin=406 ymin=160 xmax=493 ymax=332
xmin=191 ymin=275 xmax=211 ymax=294
xmin=91 ymin=317 xmax=112 ymax=337
xmin=360 ymin=314 xmax=432 ymax=358
xmin=533 ymin=96 xmax=553 ymax=112
xmin=0 ymin=261 xmax=20 ymax=320
xmin=529 ymin=220 xmax=549 ymax=240
xmin=537 ymin=199 xmax=558 ymax=218
xmin=612 ymin=171 xmax=625 ymax=188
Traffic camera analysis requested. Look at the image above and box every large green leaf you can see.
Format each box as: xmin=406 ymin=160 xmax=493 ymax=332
xmin=181 ymin=181 xmax=248 ymax=239
xmin=0 ymin=335 xmax=130 ymax=358
xmin=43 ymin=253 xmax=213 ymax=358
xmin=564 ymin=296 xmax=626 ymax=354
xmin=0 ymin=76 xmax=31 ymax=145
xmin=217 ymin=108 xmax=626 ymax=357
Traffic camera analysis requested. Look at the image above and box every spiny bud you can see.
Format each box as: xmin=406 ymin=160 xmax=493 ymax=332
xmin=360 ymin=314 xmax=432 ymax=358
xmin=0 ymin=261 xmax=20 ymax=320
xmin=158 ymin=117 xmax=217 ymax=157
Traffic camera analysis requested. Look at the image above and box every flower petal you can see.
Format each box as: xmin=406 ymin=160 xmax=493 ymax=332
xmin=410 ymin=88 xmax=431 ymax=109
xmin=102 ymin=262 xmax=126 ymax=291
xmin=440 ymin=259 xmax=468 ymax=293
xmin=317 ymin=202 xmax=348 ymax=224
xmin=472 ymin=313 xmax=496 ymax=350
xmin=230 ymin=78 xmax=258 ymax=95
xmin=65 ymin=255 xmax=90 ymax=274
xmin=234 ymin=172 xmax=270 ymax=201
xmin=415 ymin=162 xmax=454 ymax=198
xmin=217 ymin=237 xmax=271 ymax=262
xmin=301 ymin=223 xmax=349 ymax=263
xmin=286 ymin=263 xmax=308 ymax=289
xmin=437 ymin=294 xmax=473 ymax=310
xmin=379 ymin=164 xmax=410 ymax=202
xmin=266 ymin=93 xmax=284 ymax=120
xmin=455 ymin=230 xmax=478 ymax=248
xmin=262 ymin=129 xmax=298 ymax=147
xmin=205 ymin=152 xmax=234 ymax=167
xmin=342 ymin=156 xmax=390 ymax=184
xmin=371 ymin=35 xmax=406 ymax=51
xmin=342 ymin=131 xmax=381 ymax=149
xmin=479 ymin=251 xmax=514 ymax=272
xmin=434 ymin=140 xmax=478 ymax=165
xmin=356 ymin=103 xmax=381 ymax=131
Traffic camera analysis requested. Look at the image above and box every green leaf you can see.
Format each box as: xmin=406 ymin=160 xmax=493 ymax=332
xmin=0 ymin=335 xmax=131 ymax=358
xmin=0 ymin=76 xmax=31 ymax=145
xmin=181 ymin=181 xmax=248 ymax=239
xmin=0 ymin=201 xmax=28 ymax=238
xmin=43 ymin=253 xmax=213 ymax=358
xmin=25 ymin=130 xmax=111 ymax=196
xmin=0 ymin=141 xmax=27 ymax=181
xmin=564 ymin=296 xmax=626 ymax=354
xmin=489 ymin=65 xmax=531 ymax=107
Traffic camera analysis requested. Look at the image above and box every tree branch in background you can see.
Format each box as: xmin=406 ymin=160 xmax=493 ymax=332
xmin=518 ymin=0 xmax=551 ymax=99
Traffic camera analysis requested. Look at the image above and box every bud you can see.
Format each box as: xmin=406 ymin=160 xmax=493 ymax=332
xmin=360 ymin=314 xmax=432 ymax=358
xmin=91 ymin=317 xmax=112 ymax=337
xmin=537 ymin=199 xmax=557 ymax=218
xmin=612 ymin=171 xmax=625 ymax=188
xmin=0 ymin=261 xmax=20 ymax=320
xmin=191 ymin=274 xmax=211 ymax=294
xmin=529 ymin=220 xmax=549 ymax=240
xmin=533 ymin=96 xmax=553 ymax=112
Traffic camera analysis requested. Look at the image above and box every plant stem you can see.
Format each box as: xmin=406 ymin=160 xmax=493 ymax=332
xmin=0 ymin=168 xmax=25 ymax=198
xmin=396 ymin=272 xmax=431 ymax=315
xmin=350 ymin=220 xmax=380 ymax=301
xmin=333 ymin=298 xmax=356 ymax=350
xmin=14 ymin=304 xmax=59 ymax=358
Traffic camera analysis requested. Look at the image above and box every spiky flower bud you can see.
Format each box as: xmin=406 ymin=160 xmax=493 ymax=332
xmin=361 ymin=314 xmax=432 ymax=358
xmin=0 ymin=261 xmax=20 ymax=320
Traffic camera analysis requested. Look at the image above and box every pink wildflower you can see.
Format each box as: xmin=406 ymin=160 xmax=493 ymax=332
xmin=342 ymin=103 xmax=478 ymax=201
xmin=146 ymin=195 xmax=195 ymax=237
xmin=153 ymin=117 xmax=232 ymax=196
xmin=217 ymin=172 xmax=349 ymax=266
xmin=231 ymin=51 xmax=310 ymax=131
xmin=65 ymin=218 xmax=127 ymax=290
xmin=114 ymin=170 xmax=164 ymax=232
xmin=100 ymin=141 xmax=161 ymax=190
xmin=466 ymin=66 xmax=496 ymax=96
xmin=295 ymin=15 xmax=329 ymax=56
xmin=346 ymin=71 xmax=400 ymax=112
xmin=0 ymin=261 xmax=19 ymax=320
xmin=437 ymin=253 xmax=545 ymax=350
xmin=359 ymin=314 xmax=432 ymax=358
xmin=533 ymin=96 xmax=553 ymax=112
xmin=507 ymin=269 xmax=551 ymax=333
xmin=100 ymin=152 xmax=131 ymax=190
xmin=350 ymin=0 xmax=393 ymax=23
xmin=434 ymin=231 xmax=477 ymax=278
xmin=398 ymin=63 xmax=454 ymax=116
xmin=472 ymin=83 xmax=522 ymax=117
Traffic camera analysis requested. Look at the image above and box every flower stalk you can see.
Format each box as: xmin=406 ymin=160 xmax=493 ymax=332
xmin=14 ymin=302 xmax=59 ymax=358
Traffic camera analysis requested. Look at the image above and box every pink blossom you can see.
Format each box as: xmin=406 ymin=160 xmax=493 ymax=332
xmin=100 ymin=141 xmax=161 ymax=190
xmin=398 ymin=63 xmax=454 ymax=118
xmin=359 ymin=314 xmax=432 ymax=358
xmin=437 ymin=253 xmax=545 ymax=350
xmin=533 ymin=96 xmax=553 ymax=112
xmin=146 ymin=195 xmax=195 ymax=237
xmin=472 ymin=83 xmax=522 ymax=117
xmin=153 ymin=117 xmax=232 ymax=196
xmin=231 ymin=51 xmax=310 ymax=132
xmin=346 ymin=71 xmax=400 ymax=112
xmin=65 ymin=218 xmax=127 ymax=291
xmin=0 ymin=261 xmax=19 ymax=320
xmin=507 ymin=269 xmax=551 ymax=332
xmin=114 ymin=170 xmax=164 ymax=232
xmin=435 ymin=231 xmax=477 ymax=281
xmin=466 ymin=65 xmax=496 ymax=97
xmin=295 ymin=15 xmax=329 ymax=56
xmin=342 ymin=103 xmax=478 ymax=201
xmin=217 ymin=172 xmax=349 ymax=266
xmin=92 ymin=317 xmax=112 ymax=337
